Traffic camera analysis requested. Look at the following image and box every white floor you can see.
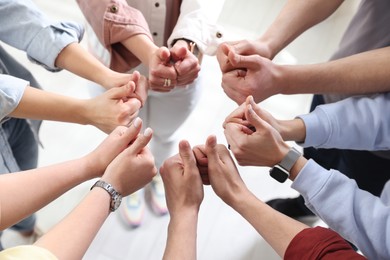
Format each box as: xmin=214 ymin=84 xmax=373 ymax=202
xmin=2 ymin=0 xmax=359 ymax=259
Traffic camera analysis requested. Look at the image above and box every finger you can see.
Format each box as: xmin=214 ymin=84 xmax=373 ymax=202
xmin=228 ymin=50 xmax=261 ymax=70
xmin=131 ymin=71 xmax=140 ymax=84
xmin=193 ymin=145 xmax=208 ymax=165
xmin=205 ymin=135 xmax=220 ymax=163
xmin=158 ymin=47 xmax=171 ymax=64
xmin=109 ymin=81 xmax=135 ymax=100
xmin=245 ymin=104 xmax=270 ymax=132
xmin=178 ymin=140 xmax=197 ymax=174
xmin=128 ymin=127 xmax=153 ymax=155
xmin=171 ymin=46 xmax=188 ymax=61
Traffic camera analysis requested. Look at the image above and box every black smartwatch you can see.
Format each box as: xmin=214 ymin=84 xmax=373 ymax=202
xmin=269 ymin=147 xmax=301 ymax=183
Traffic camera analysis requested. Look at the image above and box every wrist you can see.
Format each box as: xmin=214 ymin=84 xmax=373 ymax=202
xmin=289 ymin=156 xmax=307 ymax=181
xmin=279 ymin=118 xmax=306 ymax=142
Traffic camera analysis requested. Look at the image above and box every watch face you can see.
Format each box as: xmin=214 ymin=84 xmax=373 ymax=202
xmin=269 ymin=166 xmax=289 ymax=183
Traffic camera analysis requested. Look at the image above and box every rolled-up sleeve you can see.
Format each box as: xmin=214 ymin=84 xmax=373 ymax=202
xmin=0 ymin=0 xmax=83 ymax=72
xmin=168 ymin=0 xmax=225 ymax=56
xmin=77 ymin=0 xmax=152 ymax=72
xmin=0 ymin=75 xmax=28 ymax=121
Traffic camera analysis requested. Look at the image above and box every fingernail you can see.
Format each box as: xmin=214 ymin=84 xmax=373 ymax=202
xmin=133 ymin=117 xmax=141 ymax=128
xmin=144 ymin=127 xmax=152 ymax=137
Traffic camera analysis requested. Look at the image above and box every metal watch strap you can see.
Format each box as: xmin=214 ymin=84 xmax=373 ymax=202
xmin=91 ymin=180 xmax=122 ymax=212
xmin=278 ymin=147 xmax=301 ymax=172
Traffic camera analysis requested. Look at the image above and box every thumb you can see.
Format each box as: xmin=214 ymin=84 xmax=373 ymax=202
xmin=109 ymin=81 xmax=135 ymax=99
xmin=245 ymin=103 xmax=269 ymax=132
xmin=220 ymin=42 xmax=230 ymax=57
xmin=128 ymin=127 xmax=153 ymax=155
xmin=158 ymin=47 xmax=171 ymax=63
xmin=205 ymin=135 xmax=219 ymax=164
xmin=172 ymin=46 xmax=188 ymax=61
xmin=178 ymin=140 xmax=197 ymax=172
xmin=131 ymin=70 xmax=140 ymax=84
xmin=228 ymin=50 xmax=261 ymax=70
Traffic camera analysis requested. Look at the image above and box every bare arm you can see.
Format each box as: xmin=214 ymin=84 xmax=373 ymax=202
xmin=160 ymin=140 xmax=204 ymax=260
xmin=55 ymin=42 xmax=134 ymax=90
xmin=258 ymin=0 xmax=344 ymax=58
xmin=279 ymin=47 xmax=390 ymax=95
xmin=33 ymin=121 xmax=157 ymax=259
xmin=10 ymin=84 xmax=142 ymax=133
xmin=201 ymin=135 xmax=308 ymax=258
xmin=0 ymin=122 xmax=145 ymax=230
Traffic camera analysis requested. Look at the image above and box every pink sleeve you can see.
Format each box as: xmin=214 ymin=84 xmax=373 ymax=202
xmin=285 ymin=227 xmax=366 ymax=260
xmin=76 ymin=0 xmax=153 ymax=72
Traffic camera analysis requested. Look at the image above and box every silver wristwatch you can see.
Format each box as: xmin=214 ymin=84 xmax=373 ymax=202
xmin=269 ymin=147 xmax=301 ymax=183
xmin=91 ymin=180 xmax=122 ymax=212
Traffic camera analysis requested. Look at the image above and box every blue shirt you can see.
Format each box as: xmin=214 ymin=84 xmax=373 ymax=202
xmin=0 ymin=0 xmax=83 ymax=120
xmin=293 ymin=93 xmax=390 ymax=259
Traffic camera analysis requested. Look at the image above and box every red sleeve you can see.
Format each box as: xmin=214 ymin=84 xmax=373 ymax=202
xmin=284 ymin=226 xmax=366 ymax=260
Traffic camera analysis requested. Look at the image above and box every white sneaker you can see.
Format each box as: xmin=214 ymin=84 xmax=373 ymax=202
xmin=147 ymin=175 xmax=168 ymax=216
xmin=119 ymin=190 xmax=145 ymax=228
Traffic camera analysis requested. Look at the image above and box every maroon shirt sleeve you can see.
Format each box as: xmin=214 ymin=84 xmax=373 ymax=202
xmin=285 ymin=226 xmax=367 ymax=260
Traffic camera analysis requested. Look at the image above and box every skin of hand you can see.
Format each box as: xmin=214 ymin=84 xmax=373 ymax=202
xmin=170 ymin=40 xmax=201 ymax=86
xmin=194 ymin=135 xmax=311 ymax=259
xmin=223 ymin=95 xmax=307 ymax=142
xmin=217 ymin=40 xmax=272 ymax=73
xmin=101 ymin=118 xmax=157 ymax=196
xmin=160 ymin=140 xmax=203 ymax=260
xmin=160 ymin=140 xmax=204 ymax=216
xmin=148 ymin=47 xmax=178 ymax=92
xmin=0 ymin=120 xmax=146 ymax=230
xmin=220 ymin=47 xmax=282 ymax=104
xmin=82 ymin=81 xmax=142 ymax=134
xmin=203 ymin=135 xmax=249 ymax=206
xmin=224 ymin=100 xmax=290 ymax=167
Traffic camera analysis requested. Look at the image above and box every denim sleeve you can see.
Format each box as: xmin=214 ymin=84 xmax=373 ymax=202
xmin=0 ymin=0 xmax=84 ymax=71
xmin=0 ymin=75 xmax=28 ymax=121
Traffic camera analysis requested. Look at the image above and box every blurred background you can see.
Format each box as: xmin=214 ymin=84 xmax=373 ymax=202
xmin=2 ymin=0 xmax=359 ymax=259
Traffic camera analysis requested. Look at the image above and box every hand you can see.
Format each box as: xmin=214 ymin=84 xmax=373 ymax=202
xmin=192 ymin=145 xmax=210 ymax=185
xmin=83 ymin=82 xmax=142 ymax=134
xmin=148 ymin=47 xmax=178 ymax=92
xmin=160 ymin=140 xmax=204 ymax=217
xmin=224 ymin=101 xmax=289 ymax=167
xmin=84 ymin=118 xmax=144 ymax=179
xmin=102 ymin=119 xmax=157 ymax=196
xmin=223 ymin=96 xmax=283 ymax=135
xmin=217 ymin=40 xmax=272 ymax=73
xmin=221 ymin=48 xmax=281 ymax=104
xmin=203 ymin=135 xmax=249 ymax=207
xmin=131 ymin=71 xmax=149 ymax=106
xmin=170 ymin=40 xmax=201 ymax=86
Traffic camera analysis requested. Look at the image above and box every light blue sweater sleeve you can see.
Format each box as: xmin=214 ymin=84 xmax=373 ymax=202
xmin=0 ymin=75 xmax=28 ymax=121
xmin=0 ymin=0 xmax=84 ymax=71
xmin=298 ymin=93 xmax=390 ymax=150
xmin=292 ymin=160 xmax=390 ymax=260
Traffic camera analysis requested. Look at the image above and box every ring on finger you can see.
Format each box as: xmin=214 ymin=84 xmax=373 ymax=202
xmin=163 ymin=78 xmax=171 ymax=87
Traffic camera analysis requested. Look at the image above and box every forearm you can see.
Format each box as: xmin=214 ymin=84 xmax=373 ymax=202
xmin=278 ymin=47 xmax=390 ymax=95
xmin=163 ymin=211 xmax=199 ymax=260
xmin=231 ymin=191 xmax=308 ymax=258
xmin=54 ymin=42 xmax=116 ymax=89
xmin=10 ymin=86 xmax=88 ymax=125
xmin=0 ymin=157 xmax=94 ymax=230
xmin=259 ymin=0 xmax=343 ymax=58
xmin=121 ymin=34 xmax=159 ymax=67
xmin=35 ymin=188 xmax=110 ymax=259
xmin=278 ymin=118 xmax=306 ymax=142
